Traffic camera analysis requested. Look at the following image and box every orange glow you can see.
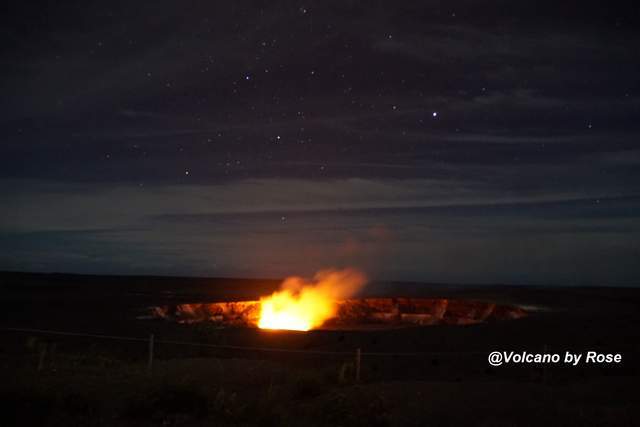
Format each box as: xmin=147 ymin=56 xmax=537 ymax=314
xmin=258 ymin=268 xmax=367 ymax=331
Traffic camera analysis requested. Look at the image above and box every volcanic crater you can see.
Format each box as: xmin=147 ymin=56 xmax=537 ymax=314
xmin=150 ymin=297 xmax=527 ymax=330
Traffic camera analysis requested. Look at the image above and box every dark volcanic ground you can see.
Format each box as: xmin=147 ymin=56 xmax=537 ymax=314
xmin=1 ymin=271 xmax=638 ymax=375
xmin=1 ymin=272 xmax=639 ymax=426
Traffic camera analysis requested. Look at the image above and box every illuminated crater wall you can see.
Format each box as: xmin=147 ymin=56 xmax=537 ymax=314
xmin=150 ymin=298 xmax=527 ymax=330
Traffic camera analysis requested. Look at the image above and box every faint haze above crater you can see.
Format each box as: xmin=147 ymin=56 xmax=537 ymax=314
xmin=0 ymin=1 xmax=639 ymax=284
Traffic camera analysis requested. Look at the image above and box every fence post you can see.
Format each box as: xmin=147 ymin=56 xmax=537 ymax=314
xmin=147 ymin=334 xmax=155 ymax=376
xmin=37 ymin=343 xmax=47 ymax=372
xmin=355 ymin=348 xmax=361 ymax=382
xmin=49 ymin=342 xmax=57 ymax=370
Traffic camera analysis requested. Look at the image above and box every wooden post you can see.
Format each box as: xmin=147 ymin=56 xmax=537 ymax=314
xmin=355 ymin=348 xmax=361 ymax=382
xmin=49 ymin=343 xmax=57 ymax=370
xmin=147 ymin=334 xmax=155 ymax=376
xmin=37 ymin=343 xmax=47 ymax=372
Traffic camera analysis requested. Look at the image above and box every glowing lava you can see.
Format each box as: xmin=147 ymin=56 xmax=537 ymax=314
xmin=257 ymin=268 xmax=367 ymax=331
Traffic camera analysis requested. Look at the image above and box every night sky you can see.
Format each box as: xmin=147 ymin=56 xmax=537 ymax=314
xmin=1 ymin=1 xmax=639 ymax=285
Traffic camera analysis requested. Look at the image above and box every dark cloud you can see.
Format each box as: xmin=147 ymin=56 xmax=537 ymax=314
xmin=0 ymin=1 xmax=639 ymax=283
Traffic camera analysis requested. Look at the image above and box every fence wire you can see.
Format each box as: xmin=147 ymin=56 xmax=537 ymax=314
xmin=4 ymin=326 xmax=486 ymax=356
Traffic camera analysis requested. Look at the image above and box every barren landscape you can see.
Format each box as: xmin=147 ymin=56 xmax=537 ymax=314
xmin=1 ymin=271 xmax=638 ymax=426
